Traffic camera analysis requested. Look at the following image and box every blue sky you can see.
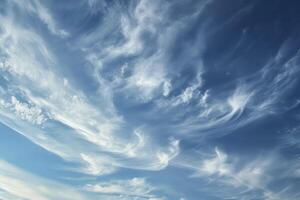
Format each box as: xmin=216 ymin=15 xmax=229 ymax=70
xmin=0 ymin=0 xmax=300 ymax=199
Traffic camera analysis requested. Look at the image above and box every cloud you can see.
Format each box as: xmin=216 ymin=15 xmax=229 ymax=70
xmin=198 ymin=147 xmax=231 ymax=176
xmin=0 ymin=160 xmax=87 ymax=200
xmin=196 ymin=148 xmax=268 ymax=188
xmin=9 ymin=0 xmax=69 ymax=37
xmin=126 ymin=54 xmax=168 ymax=102
xmin=84 ymin=178 xmax=159 ymax=199
xmin=0 ymin=0 xmax=300 ymax=199
xmin=0 ymin=96 xmax=47 ymax=125
xmin=190 ymin=147 xmax=300 ymax=200
xmin=0 ymin=0 xmax=180 ymax=177
xmin=103 ymin=0 xmax=165 ymax=58
xmin=171 ymin=73 xmax=203 ymax=106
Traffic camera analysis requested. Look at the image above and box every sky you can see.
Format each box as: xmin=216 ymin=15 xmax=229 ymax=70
xmin=0 ymin=0 xmax=300 ymax=199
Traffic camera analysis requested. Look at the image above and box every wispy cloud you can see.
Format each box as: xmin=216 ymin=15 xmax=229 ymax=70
xmin=84 ymin=177 xmax=162 ymax=199
xmin=9 ymin=0 xmax=69 ymax=37
xmin=0 ymin=160 xmax=86 ymax=200
xmin=0 ymin=0 xmax=300 ymax=199
xmin=0 ymin=0 xmax=180 ymax=177
xmin=188 ymin=147 xmax=300 ymax=200
xmin=0 ymin=96 xmax=47 ymax=125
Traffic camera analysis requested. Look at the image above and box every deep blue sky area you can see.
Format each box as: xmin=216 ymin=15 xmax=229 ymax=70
xmin=0 ymin=0 xmax=300 ymax=200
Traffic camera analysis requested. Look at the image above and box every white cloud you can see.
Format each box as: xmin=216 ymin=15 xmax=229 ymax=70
xmin=127 ymin=54 xmax=167 ymax=102
xmin=9 ymin=0 xmax=69 ymax=37
xmin=0 ymin=160 xmax=87 ymax=200
xmin=80 ymin=153 xmax=116 ymax=176
xmin=198 ymin=147 xmax=231 ymax=176
xmin=163 ymin=80 xmax=172 ymax=97
xmin=80 ymin=0 xmax=174 ymax=102
xmin=0 ymin=96 xmax=47 ymax=125
xmin=102 ymin=0 xmax=163 ymax=58
xmin=0 ymin=0 xmax=180 ymax=177
xmin=197 ymin=148 xmax=267 ymax=188
xmin=172 ymin=74 xmax=203 ymax=106
xmin=189 ymin=147 xmax=299 ymax=200
xmin=84 ymin=178 xmax=155 ymax=198
xmin=0 ymin=0 xmax=299 ymax=199
xmin=227 ymin=87 xmax=252 ymax=114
